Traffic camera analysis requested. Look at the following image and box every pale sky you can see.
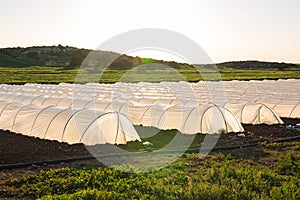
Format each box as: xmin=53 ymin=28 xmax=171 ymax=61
xmin=0 ymin=0 xmax=299 ymax=63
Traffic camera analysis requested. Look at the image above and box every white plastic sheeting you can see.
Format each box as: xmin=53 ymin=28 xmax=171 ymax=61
xmin=126 ymin=102 xmax=244 ymax=134
xmin=255 ymin=99 xmax=300 ymax=118
xmin=0 ymin=92 xmax=244 ymax=134
xmin=1 ymin=80 xmax=298 ymax=119
xmin=0 ymin=79 xmax=298 ymax=140
xmin=224 ymin=101 xmax=283 ymax=124
xmin=0 ymin=100 xmax=141 ymax=145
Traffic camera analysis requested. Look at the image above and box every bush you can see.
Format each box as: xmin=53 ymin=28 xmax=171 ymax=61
xmin=275 ymin=152 xmax=300 ymax=176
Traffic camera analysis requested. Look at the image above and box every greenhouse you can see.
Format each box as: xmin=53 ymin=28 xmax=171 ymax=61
xmin=255 ymin=99 xmax=300 ymax=118
xmin=0 ymin=100 xmax=141 ymax=145
xmin=223 ymin=101 xmax=283 ymax=124
xmin=126 ymin=102 xmax=244 ymax=134
xmin=0 ymin=79 xmax=299 ymax=144
xmin=155 ymin=104 xmax=244 ymax=134
xmin=0 ymin=92 xmax=245 ymax=134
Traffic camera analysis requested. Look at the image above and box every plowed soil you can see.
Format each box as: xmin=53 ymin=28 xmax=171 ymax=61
xmin=0 ymin=118 xmax=299 ymax=180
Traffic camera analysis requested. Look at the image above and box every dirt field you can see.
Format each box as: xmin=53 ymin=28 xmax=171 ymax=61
xmin=0 ymin=118 xmax=299 ymax=181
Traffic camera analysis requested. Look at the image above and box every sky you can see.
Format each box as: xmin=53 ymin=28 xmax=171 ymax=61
xmin=0 ymin=0 xmax=299 ymax=63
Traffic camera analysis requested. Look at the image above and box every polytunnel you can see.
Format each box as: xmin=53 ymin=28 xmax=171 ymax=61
xmin=127 ymin=102 xmax=165 ymax=127
xmin=85 ymin=99 xmax=128 ymax=111
xmin=131 ymin=97 xmax=175 ymax=105
xmin=0 ymin=92 xmax=13 ymax=101
xmin=255 ymin=100 xmax=300 ymax=118
xmin=0 ymin=101 xmax=141 ymax=145
xmin=157 ymin=104 xmax=244 ymax=134
xmin=272 ymin=101 xmax=300 ymax=118
xmin=2 ymin=93 xmax=19 ymax=102
xmin=127 ymin=102 xmax=244 ymax=134
xmin=129 ymin=96 xmax=202 ymax=107
xmin=224 ymin=102 xmax=283 ymax=124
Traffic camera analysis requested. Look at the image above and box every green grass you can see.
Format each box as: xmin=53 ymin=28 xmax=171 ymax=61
xmin=0 ymin=66 xmax=299 ymax=84
xmin=0 ymin=66 xmax=78 ymax=84
xmin=1 ymin=142 xmax=299 ymax=199
xmin=117 ymin=126 xmax=205 ymax=152
xmin=219 ymin=67 xmax=300 ymax=81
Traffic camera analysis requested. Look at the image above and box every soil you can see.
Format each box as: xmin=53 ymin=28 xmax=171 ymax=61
xmin=0 ymin=118 xmax=299 ymax=180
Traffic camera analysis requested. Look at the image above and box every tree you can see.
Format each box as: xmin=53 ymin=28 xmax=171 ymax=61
xmin=69 ymin=50 xmax=87 ymax=68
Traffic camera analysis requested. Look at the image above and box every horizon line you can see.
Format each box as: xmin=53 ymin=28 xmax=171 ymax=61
xmin=0 ymin=44 xmax=299 ymax=65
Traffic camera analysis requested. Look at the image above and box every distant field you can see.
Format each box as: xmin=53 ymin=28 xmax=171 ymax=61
xmin=0 ymin=66 xmax=299 ymax=84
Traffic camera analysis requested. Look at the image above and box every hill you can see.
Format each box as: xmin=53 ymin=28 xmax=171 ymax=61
xmin=215 ymin=61 xmax=296 ymax=70
xmin=0 ymin=45 xmax=298 ymax=70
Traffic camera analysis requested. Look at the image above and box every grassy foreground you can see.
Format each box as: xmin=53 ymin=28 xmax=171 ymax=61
xmin=0 ymin=66 xmax=299 ymax=84
xmin=1 ymin=141 xmax=299 ymax=199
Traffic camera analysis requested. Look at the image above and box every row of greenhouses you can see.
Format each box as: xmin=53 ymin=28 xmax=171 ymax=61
xmin=0 ymin=79 xmax=298 ymax=118
xmin=0 ymin=92 xmax=283 ymax=125
xmin=0 ymin=95 xmax=245 ymax=135
xmin=0 ymin=80 xmax=298 ymax=145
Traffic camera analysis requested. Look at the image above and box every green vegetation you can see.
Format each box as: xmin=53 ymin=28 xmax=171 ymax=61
xmin=219 ymin=67 xmax=300 ymax=81
xmin=141 ymin=57 xmax=153 ymax=63
xmin=0 ymin=55 xmax=38 ymax=68
xmin=118 ymin=126 xmax=204 ymax=152
xmin=0 ymin=45 xmax=299 ymax=83
xmin=0 ymin=66 xmax=78 ymax=84
xmin=1 ymin=142 xmax=299 ymax=199
xmin=0 ymin=66 xmax=299 ymax=84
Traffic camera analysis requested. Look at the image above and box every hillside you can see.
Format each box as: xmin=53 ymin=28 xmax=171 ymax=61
xmin=215 ymin=61 xmax=296 ymax=70
xmin=0 ymin=45 xmax=298 ymax=70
